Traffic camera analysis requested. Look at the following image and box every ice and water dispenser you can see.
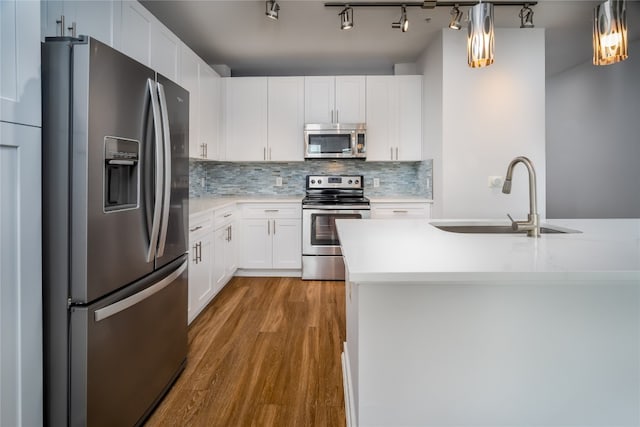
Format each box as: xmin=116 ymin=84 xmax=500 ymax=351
xmin=104 ymin=137 xmax=139 ymax=212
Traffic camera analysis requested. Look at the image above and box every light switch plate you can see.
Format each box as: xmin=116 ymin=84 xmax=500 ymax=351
xmin=373 ymin=178 xmax=380 ymax=188
xmin=275 ymin=176 xmax=283 ymax=187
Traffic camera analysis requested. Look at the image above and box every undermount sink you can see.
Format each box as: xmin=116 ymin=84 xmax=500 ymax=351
xmin=430 ymin=222 xmax=581 ymax=235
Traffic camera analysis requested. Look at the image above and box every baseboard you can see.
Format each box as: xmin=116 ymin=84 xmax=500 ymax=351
xmin=342 ymin=342 xmax=356 ymax=427
xmin=234 ymin=269 xmax=301 ymax=278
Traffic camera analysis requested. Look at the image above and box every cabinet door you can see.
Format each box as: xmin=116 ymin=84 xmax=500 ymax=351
xmin=199 ymin=63 xmax=221 ymax=160
xmin=268 ymin=77 xmax=304 ymax=161
xmin=1 ymin=0 xmax=41 ymax=127
xmin=150 ymin=21 xmax=180 ymax=82
xmin=240 ymin=219 xmax=271 ymax=269
xmin=224 ymin=77 xmax=268 ymax=161
xmin=179 ymin=46 xmax=201 ymax=158
xmin=365 ymin=76 xmax=396 ymax=161
xmin=304 ymin=76 xmax=334 ymax=123
xmin=116 ymin=0 xmax=152 ymax=66
xmin=335 ymin=76 xmax=365 ymax=123
xmin=188 ymin=233 xmax=213 ymax=323
xmin=0 ymin=122 xmax=42 ymax=427
xmin=397 ymin=76 xmax=422 ymax=161
xmin=225 ymin=223 xmax=238 ymax=278
xmin=212 ymin=226 xmax=227 ymax=294
xmin=272 ymin=219 xmax=301 ymax=269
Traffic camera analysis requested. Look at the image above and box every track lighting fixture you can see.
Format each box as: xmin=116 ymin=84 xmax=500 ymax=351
xmin=467 ymin=2 xmax=494 ymax=68
xmin=392 ymin=6 xmax=409 ymax=32
xmin=593 ymin=0 xmax=628 ymax=65
xmin=519 ymin=3 xmax=534 ymax=28
xmin=340 ymin=5 xmax=354 ymax=30
xmin=265 ymin=0 xmax=280 ymax=20
xmin=449 ymin=4 xmax=463 ymax=30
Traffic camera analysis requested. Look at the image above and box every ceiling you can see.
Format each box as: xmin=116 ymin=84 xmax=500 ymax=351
xmin=141 ymin=0 xmax=639 ymax=77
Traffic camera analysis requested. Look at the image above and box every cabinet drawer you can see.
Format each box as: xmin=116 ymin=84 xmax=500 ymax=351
xmin=189 ymin=212 xmax=213 ymax=238
xmin=371 ymin=203 xmax=431 ymax=219
xmin=240 ymin=203 xmax=301 ymax=219
xmin=213 ymin=206 xmax=236 ymax=229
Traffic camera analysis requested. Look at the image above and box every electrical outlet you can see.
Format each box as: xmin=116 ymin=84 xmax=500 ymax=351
xmin=200 ymin=177 xmax=205 ymax=188
xmin=373 ymin=178 xmax=380 ymax=188
xmin=488 ymin=176 xmax=504 ymax=188
xmin=275 ymin=176 xmax=283 ymax=187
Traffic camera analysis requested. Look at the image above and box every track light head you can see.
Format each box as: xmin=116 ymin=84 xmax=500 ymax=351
xmin=265 ymin=0 xmax=280 ymax=20
xmin=392 ymin=6 xmax=409 ymax=32
xmin=449 ymin=4 xmax=463 ymax=30
xmin=519 ymin=4 xmax=534 ymax=28
xmin=340 ymin=5 xmax=354 ymax=30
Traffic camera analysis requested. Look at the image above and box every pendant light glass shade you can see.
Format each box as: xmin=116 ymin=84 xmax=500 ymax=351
xmin=467 ymin=2 xmax=495 ymax=68
xmin=593 ymin=0 xmax=628 ymax=66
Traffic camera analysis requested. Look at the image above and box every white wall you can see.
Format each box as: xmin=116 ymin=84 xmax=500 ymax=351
xmin=418 ymin=29 xmax=546 ymax=220
xmin=546 ymin=38 xmax=640 ymax=219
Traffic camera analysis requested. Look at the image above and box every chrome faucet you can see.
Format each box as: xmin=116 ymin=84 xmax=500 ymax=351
xmin=502 ymin=156 xmax=540 ymax=238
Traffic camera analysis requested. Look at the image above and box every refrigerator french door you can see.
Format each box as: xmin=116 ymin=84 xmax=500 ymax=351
xmin=42 ymin=36 xmax=189 ymax=426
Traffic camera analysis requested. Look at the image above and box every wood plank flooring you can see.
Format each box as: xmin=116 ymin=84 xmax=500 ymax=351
xmin=145 ymin=277 xmax=347 ymax=427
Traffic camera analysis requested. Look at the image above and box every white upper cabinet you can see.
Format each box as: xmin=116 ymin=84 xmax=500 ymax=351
xmin=267 ymin=77 xmax=304 ymax=161
xmin=42 ymin=1 xmax=118 ymax=46
xmin=150 ymin=21 xmax=180 ymax=81
xmin=224 ymin=77 xmax=268 ymax=161
xmin=366 ymin=75 xmax=422 ymax=161
xmin=115 ymin=1 xmax=153 ymax=66
xmin=304 ymin=76 xmax=365 ymax=124
xmin=199 ymin=61 xmax=221 ymax=160
xmin=179 ymin=45 xmax=201 ymax=158
xmin=2 ymin=0 xmax=41 ymax=127
xmin=335 ymin=76 xmax=366 ymax=123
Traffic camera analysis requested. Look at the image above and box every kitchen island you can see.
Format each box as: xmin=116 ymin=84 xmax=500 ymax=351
xmin=336 ymin=218 xmax=640 ymax=427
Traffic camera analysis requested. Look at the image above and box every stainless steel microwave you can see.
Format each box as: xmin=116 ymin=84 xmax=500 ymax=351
xmin=304 ymin=123 xmax=366 ymax=159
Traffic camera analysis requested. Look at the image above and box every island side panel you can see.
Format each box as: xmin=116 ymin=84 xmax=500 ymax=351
xmin=344 ymin=271 xmax=360 ymax=426
xmin=355 ymin=280 xmax=640 ymax=427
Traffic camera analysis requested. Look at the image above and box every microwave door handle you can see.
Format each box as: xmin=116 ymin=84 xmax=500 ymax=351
xmin=147 ymin=79 xmax=163 ymax=263
xmin=156 ymin=82 xmax=172 ymax=258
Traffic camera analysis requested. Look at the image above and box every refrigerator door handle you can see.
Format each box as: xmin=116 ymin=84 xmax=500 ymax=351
xmin=156 ymin=82 xmax=172 ymax=258
xmin=94 ymin=260 xmax=188 ymax=322
xmin=147 ymin=79 xmax=164 ymax=263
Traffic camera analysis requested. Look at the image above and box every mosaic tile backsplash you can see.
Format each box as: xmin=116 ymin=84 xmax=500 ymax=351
xmin=189 ymin=159 xmax=432 ymax=199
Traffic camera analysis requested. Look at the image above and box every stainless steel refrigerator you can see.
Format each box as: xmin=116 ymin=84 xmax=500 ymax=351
xmin=42 ymin=36 xmax=189 ymax=426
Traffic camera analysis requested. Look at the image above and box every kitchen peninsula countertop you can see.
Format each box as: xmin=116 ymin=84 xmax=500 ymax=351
xmin=336 ymin=218 xmax=640 ymax=427
xmin=336 ymin=218 xmax=640 ymax=283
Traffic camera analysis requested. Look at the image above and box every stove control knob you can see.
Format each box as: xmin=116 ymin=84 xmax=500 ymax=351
xmin=311 ymin=179 xmax=316 ymax=184
xmin=355 ymin=179 xmax=359 ymax=184
xmin=348 ymin=179 xmax=353 ymax=184
xmin=317 ymin=179 xmax=322 ymax=184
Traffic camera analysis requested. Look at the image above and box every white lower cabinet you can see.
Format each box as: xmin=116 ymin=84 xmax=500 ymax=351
xmin=370 ymin=201 xmax=432 ymax=219
xmin=188 ymin=213 xmax=214 ymax=324
xmin=212 ymin=207 xmax=237 ymax=292
xmin=239 ymin=203 xmax=301 ymax=271
xmin=0 ymin=122 xmax=42 ymax=427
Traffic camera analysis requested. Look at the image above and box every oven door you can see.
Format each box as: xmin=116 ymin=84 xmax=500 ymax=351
xmin=302 ymin=208 xmax=370 ymax=255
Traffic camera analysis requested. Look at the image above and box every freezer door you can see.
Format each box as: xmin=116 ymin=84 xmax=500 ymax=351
xmin=69 ymin=256 xmax=188 ymax=427
xmin=155 ymin=74 xmax=189 ymax=269
xmin=70 ymin=38 xmax=158 ymax=302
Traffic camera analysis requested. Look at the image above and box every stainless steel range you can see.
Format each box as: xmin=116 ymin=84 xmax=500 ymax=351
xmin=302 ymin=175 xmax=370 ymax=280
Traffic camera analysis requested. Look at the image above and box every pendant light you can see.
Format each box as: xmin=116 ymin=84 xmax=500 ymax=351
xmin=593 ymin=0 xmax=628 ymax=66
xmin=467 ymin=2 xmax=495 ymax=68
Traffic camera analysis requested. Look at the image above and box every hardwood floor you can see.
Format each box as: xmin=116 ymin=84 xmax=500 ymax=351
xmin=145 ymin=277 xmax=347 ymax=427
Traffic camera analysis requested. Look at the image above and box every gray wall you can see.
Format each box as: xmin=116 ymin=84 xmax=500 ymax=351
xmin=546 ymin=39 xmax=640 ymax=218
xmin=189 ymin=159 xmax=432 ymax=199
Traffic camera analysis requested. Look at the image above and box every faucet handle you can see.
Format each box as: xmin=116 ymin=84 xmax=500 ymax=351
xmin=506 ymin=213 xmax=518 ymax=231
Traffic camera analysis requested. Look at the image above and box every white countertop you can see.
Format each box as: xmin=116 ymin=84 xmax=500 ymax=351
xmin=369 ymin=197 xmax=433 ymax=203
xmin=336 ymin=218 xmax=640 ymax=283
xmin=189 ymin=196 xmax=303 ymax=215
